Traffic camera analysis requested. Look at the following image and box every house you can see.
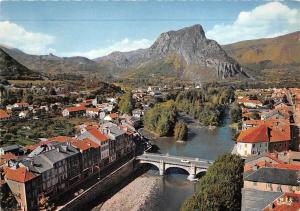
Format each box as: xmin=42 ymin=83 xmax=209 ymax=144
xmin=24 ymin=136 xmax=74 ymax=153
xmin=261 ymin=110 xmax=288 ymax=121
xmin=62 ymin=105 xmax=86 ymax=117
xmin=238 ymin=98 xmax=263 ymax=108
xmin=101 ymin=123 xmax=135 ymax=162
xmin=75 ymin=122 xmax=99 ymax=134
xmin=244 ymin=168 xmax=300 ymax=193
xmin=4 ymin=165 xmax=40 ymax=211
xmin=18 ymin=110 xmax=30 ymax=119
xmin=241 ymin=188 xmax=283 ymax=211
xmin=236 ymin=123 xmax=291 ymax=157
xmin=86 ymin=107 xmax=101 ymax=118
xmin=77 ymin=129 xmax=110 ymax=167
xmin=132 ymin=109 xmax=143 ymax=118
xmin=242 ymin=119 xmax=264 ymax=130
xmin=13 ymin=102 xmax=29 ymax=110
xmin=263 ymin=193 xmax=300 ymax=211
xmin=72 ymin=138 xmax=101 ymax=177
xmin=0 ymin=145 xmax=22 ymax=156
xmin=104 ymin=113 xmax=119 ymax=122
xmin=0 ymin=109 xmax=10 ymax=122
xmin=237 ymin=125 xmax=270 ymax=157
xmin=23 ymin=142 xmax=81 ymax=197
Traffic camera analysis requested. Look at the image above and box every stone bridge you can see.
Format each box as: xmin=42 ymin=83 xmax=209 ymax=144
xmin=136 ymin=153 xmax=213 ymax=180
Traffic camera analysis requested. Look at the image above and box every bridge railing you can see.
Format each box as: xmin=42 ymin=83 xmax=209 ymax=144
xmin=140 ymin=152 xmax=214 ymax=164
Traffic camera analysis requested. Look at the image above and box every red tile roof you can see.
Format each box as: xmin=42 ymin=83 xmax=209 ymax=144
xmin=238 ymin=122 xmax=290 ymax=143
xmin=65 ymin=106 xmax=86 ymax=112
xmin=269 ymin=125 xmax=291 ymax=142
xmin=24 ymin=136 xmax=73 ymax=151
xmin=263 ymin=193 xmax=300 ymax=211
xmin=0 ymin=110 xmax=10 ymax=119
xmin=88 ymin=129 xmax=109 ymax=142
xmin=109 ymin=113 xmax=119 ymax=119
xmin=0 ymin=153 xmax=17 ymax=161
xmin=4 ymin=167 xmax=36 ymax=183
xmin=237 ymin=124 xmax=269 ymax=143
xmin=72 ymin=138 xmax=100 ymax=151
xmin=47 ymin=136 xmax=73 ymax=143
xmin=15 ymin=102 xmax=29 ymax=106
xmin=272 ymin=163 xmax=300 ymax=171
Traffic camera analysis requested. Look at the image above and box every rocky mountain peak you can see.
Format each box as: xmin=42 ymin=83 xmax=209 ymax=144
xmin=94 ymin=24 xmax=247 ymax=81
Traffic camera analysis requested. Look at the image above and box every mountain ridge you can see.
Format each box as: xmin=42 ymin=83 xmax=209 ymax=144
xmin=1 ymin=26 xmax=299 ymax=83
xmin=0 ymin=48 xmax=41 ymax=80
xmin=95 ymin=24 xmax=247 ymax=81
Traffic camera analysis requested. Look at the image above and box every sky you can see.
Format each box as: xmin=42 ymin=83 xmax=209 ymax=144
xmin=0 ymin=0 xmax=299 ymax=59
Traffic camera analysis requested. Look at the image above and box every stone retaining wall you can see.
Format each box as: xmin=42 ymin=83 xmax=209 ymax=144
xmin=58 ymin=159 xmax=135 ymax=211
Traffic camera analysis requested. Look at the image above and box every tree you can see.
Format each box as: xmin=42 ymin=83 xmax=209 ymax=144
xmin=49 ymin=87 xmax=57 ymax=95
xmin=143 ymin=100 xmax=177 ymax=136
xmin=181 ymin=154 xmax=244 ymax=211
xmin=174 ymin=122 xmax=188 ymax=141
xmin=25 ymin=94 xmax=34 ymax=104
xmin=230 ymin=105 xmax=242 ymax=123
xmin=118 ymin=92 xmax=134 ymax=114
xmin=249 ymin=112 xmax=260 ymax=120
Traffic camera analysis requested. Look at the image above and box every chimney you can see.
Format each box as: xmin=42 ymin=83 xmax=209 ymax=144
xmin=267 ymin=127 xmax=272 ymax=145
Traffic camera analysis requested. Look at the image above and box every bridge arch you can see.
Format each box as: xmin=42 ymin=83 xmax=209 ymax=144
xmin=165 ymin=166 xmax=190 ymax=175
xmin=195 ymin=169 xmax=207 ymax=178
xmin=139 ymin=160 xmax=160 ymax=171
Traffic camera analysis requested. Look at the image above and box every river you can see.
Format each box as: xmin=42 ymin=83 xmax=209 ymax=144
xmin=96 ymin=112 xmax=235 ymax=211
xmin=143 ymin=112 xmax=235 ymax=211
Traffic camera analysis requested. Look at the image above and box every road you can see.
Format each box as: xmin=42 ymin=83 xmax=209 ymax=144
xmin=137 ymin=152 xmax=213 ymax=168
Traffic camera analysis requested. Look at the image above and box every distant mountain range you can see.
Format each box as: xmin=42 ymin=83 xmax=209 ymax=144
xmin=1 ymin=25 xmax=299 ymax=83
xmin=223 ymin=31 xmax=300 ymax=82
xmin=0 ymin=46 xmax=109 ymax=77
xmin=96 ymin=25 xmax=247 ymax=81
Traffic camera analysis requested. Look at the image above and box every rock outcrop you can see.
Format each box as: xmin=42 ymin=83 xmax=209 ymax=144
xmin=96 ymin=24 xmax=246 ymax=80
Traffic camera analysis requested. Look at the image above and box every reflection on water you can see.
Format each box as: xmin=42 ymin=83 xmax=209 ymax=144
xmin=144 ymin=113 xmax=235 ymax=211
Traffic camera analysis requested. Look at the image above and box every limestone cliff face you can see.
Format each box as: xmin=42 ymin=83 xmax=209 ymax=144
xmin=97 ymin=24 xmax=246 ymax=80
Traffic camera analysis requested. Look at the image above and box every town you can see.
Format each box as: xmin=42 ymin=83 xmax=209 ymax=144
xmin=0 ymin=80 xmax=194 ymax=210
xmin=233 ymin=88 xmax=300 ymax=210
xmin=1 ymin=78 xmax=300 ymax=210
xmin=1 ymin=1 xmax=299 ymax=210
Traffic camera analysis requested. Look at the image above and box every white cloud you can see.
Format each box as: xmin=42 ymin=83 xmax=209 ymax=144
xmin=207 ymin=2 xmax=300 ymax=44
xmin=62 ymin=38 xmax=152 ymax=59
xmin=0 ymin=21 xmax=55 ymax=55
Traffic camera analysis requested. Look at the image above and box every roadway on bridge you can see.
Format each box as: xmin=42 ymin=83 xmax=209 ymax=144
xmin=136 ymin=153 xmax=213 ymax=168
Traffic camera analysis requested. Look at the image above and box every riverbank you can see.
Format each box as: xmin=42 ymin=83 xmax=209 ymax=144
xmin=93 ymin=174 xmax=162 ymax=211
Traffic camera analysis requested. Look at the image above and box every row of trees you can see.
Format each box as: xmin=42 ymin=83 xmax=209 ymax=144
xmin=118 ymin=92 xmax=134 ymax=114
xmin=143 ymin=100 xmax=177 ymax=136
xmin=175 ymin=87 xmax=234 ymax=126
xmin=181 ymin=154 xmax=244 ymax=211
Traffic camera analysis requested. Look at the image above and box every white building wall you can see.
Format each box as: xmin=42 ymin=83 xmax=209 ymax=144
xmin=237 ymin=142 xmax=268 ymax=157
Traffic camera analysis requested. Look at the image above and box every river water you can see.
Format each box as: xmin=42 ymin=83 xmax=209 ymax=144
xmin=143 ymin=113 xmax=235 ymax=211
